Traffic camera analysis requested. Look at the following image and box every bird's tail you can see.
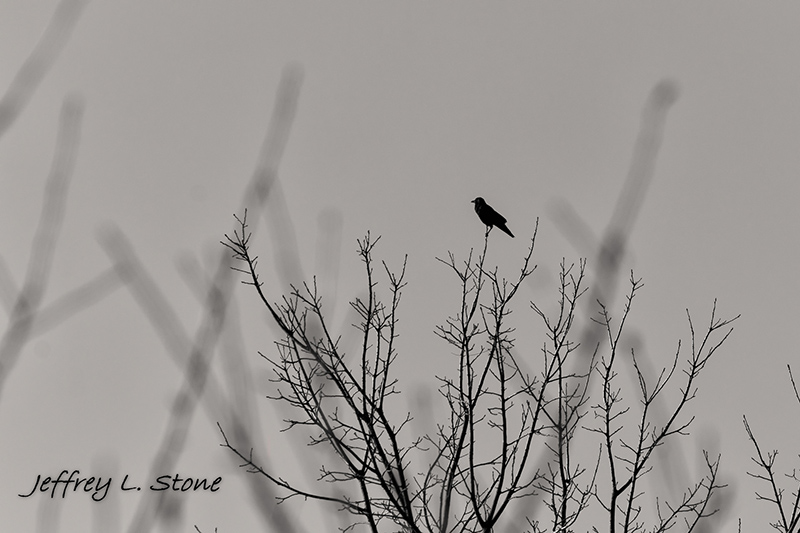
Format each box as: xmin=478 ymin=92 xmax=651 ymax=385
xmin=497 ymin=224 xmax=514 ymax=238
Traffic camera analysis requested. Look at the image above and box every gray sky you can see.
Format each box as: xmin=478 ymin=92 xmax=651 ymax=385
xmin=2 ymin=1 xmax=799 ymax=531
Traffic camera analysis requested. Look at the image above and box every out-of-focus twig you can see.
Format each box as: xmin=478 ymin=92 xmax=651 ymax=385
xmin=0 ymin=0 xmax=88 ymax=141
xmin=96 ymin=227 xmax=241 ymax=532
xmin=0 ymin=97 xmax=83 ymax=401
xmin=314 ymin=208 xmax=343 ymax=320
xmin=125 ymin=250 xmax=234 ymax=533
xmin=247 ymin=65 xmax=307 ymax=290
xmin=177 ymin=253 xmax=288 ymax=531
xmin=91 ymin=454 xmax=121 ymax=533
xmin=28 ymin=267 xmax=123 ymax=337
xmin=0 ymin=257 xmax=19 ymax=312
xmin=100 ymin=66 xmax=306 ymax=533
xmin=552 ymin=79 xmax=680 ymax=306
xmin=0 ymin=255 xmax=122 ymax=340
xmin=246 ymin=65 xmax=303 ymax=215
xmin=99 ymin=228 xmax=196 ymax=370
xmin=35 ymin=496 xmax=62 ymax=533
xmin=176 ymin=254 xmax=265 ymax=459
xmin=608 ymin=81 xmax=680 ymax=241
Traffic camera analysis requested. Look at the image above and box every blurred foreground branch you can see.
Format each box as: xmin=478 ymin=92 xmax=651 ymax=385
xmin=0 ymin=0 xmax=88 ymax=140
xmin=0 ymin=97 xmax=84 ymax=401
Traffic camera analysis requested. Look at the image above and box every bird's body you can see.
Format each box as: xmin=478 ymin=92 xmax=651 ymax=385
xmin=472 ymin=197 xmax=514 ymax=238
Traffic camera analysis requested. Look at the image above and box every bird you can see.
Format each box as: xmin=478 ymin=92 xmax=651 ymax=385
xmin=472 ymin=197 xmax=514 ymax=238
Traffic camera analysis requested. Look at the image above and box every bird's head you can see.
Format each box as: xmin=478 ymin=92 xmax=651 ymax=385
xmin=472 ymin=197 xmax=484 ymax=205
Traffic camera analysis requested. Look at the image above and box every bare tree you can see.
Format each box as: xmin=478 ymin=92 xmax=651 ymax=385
xmin=220 ymin=206 xmax=738 ymax=533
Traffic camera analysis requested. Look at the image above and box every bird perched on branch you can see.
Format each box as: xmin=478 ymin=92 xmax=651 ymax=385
xmin=472 ymin=197 xmax=514 ymax=238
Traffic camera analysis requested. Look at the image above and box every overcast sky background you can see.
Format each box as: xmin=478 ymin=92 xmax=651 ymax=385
xmin=2 ymin=2 xmax=800 ymax=531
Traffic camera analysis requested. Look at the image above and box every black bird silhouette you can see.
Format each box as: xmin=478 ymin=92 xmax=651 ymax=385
xmin=472 ymin=197 xmax=514 ymax=238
